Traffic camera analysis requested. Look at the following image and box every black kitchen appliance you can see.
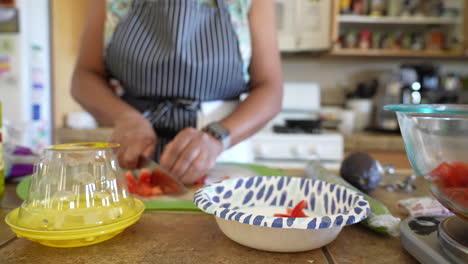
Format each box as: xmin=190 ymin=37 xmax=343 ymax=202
xmin=374 ymin=63 xmax=460 ymax=132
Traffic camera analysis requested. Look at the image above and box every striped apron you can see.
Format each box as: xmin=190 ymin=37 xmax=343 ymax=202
xmin=105 ymin=0 xmax=248 ymax=161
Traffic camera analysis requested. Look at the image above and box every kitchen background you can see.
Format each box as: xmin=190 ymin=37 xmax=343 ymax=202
xmin=2 ymin=0 xmax=468 ymax=172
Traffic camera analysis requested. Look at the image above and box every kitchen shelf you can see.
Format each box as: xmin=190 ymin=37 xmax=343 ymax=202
xmin=338 ymin=15 xmax=461 ymax=25
xmin=330 ymin=48 xmax=465 ymax=58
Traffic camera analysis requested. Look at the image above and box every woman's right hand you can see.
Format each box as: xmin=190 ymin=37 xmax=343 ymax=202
xmin=110 ymin=111 xmax=157 ymax=169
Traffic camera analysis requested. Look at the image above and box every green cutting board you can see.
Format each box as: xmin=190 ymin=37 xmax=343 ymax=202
xmin=16 ymin=163 xmax=287 ymax=211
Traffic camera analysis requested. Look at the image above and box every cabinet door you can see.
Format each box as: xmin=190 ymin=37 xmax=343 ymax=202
xmin=51 ymin=0 xmax=88 ymax=130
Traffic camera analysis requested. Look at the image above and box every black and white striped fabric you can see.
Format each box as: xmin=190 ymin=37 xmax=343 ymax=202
xmin=105 ymin=0 xmax=248 ymax=160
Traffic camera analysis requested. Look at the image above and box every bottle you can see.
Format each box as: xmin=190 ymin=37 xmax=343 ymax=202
xmin=0 ymin=101 xmax=4 ymax=200
xmin=340 ymin=0 xmax=352 ymax=14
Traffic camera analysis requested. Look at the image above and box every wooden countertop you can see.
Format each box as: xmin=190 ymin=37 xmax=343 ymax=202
xmin=0 ymin=168 xmax=424 ymax=264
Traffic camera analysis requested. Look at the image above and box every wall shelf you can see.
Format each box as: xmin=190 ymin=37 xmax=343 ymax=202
xmin=330 ymin=0 xmax=468 ymax=58
xmin=338 ymin=15 xmax=461 ymax=25
xmin=330 ymin=48 xmax=465 ymax=58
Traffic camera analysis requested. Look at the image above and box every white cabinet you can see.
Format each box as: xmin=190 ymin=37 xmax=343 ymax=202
xmin=276 ymin=0 xmax=332 ymax=52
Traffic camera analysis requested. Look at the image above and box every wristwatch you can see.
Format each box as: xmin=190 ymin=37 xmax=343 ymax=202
xmin=202 ymin=122 xmax=231 ymax=151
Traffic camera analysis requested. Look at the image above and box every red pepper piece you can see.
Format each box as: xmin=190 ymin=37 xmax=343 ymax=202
xmin=274 ymin=214 xmax=292 ymax=218
xmin=294 ymin=210 xmax=308 ymax=218
xmin=290 ymin=200 xmax=307 ymax=217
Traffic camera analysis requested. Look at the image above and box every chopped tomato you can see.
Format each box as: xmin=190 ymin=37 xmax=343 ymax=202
xmin=429 ymin=162 xmax=468 ymax=215
xmin=139 ymin=168 xmax=152 ymax=185
xmin=430 ymin=161 xmax=468 ymax=188
xmin=125 ymin=171 xmax=138 ymax=193
xmin=137 ymin=183 xmax=153 ymax=197
xmin=194 ymin=175 xmax=207 ymax=185
xmin=151 ymin=168 xmax=184 ymax=194
xmin=274 ymin=200 xmax=308 ymax=218
xmin=124 ymin=168 xmax=177 ymax=197
xmin=151 ymin=186 xmax=163 ymax=196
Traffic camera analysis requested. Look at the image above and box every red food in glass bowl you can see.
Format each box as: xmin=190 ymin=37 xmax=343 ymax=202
xmin=428 ymin=162 xmax=468 ymax=219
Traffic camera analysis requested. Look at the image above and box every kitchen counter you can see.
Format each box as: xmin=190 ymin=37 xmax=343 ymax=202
xmin=0 ymin=169 xmax=424 ymax=264
xmin=56 ymin=128 xmax=406 ymax=152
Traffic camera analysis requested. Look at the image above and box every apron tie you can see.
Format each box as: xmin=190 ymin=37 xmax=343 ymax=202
xmin=142 ymin=99 xmax=201 ymax=125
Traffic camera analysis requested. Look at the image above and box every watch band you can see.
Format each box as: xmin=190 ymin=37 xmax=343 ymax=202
xmin=202 ymin=122 xmax=231 ymax=151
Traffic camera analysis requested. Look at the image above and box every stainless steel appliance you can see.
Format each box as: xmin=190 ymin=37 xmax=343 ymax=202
xmin=374 ymin=63 xmax=459 ymax=132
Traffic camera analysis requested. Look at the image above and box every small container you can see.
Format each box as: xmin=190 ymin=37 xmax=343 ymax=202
xmin=359 ymin=29 xmax=372 ymax=49
xmin=352 ymin=0 xmax=365 ymax=15
xmin=387 ymin=0 xmax=401 ymax=16
xmin=370 ymin=0 xmax=386 ymax=17
xmin=5 ymin=142 xmax=145 ymax=247
xmin=345 ymin=30 xmax=359 ymax=48
xmin=427 ymin=31 xmax=444 ymax=50
xmin=340 ymin=0 xmax=352 ymax=14
xmin=372 ymin=31 xmax=383 ymax=49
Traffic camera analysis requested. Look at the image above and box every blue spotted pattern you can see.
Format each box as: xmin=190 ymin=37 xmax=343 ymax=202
xmin=245 ymin=177 xmax=255 ymax=189
xmin=243 ymin=191 xmax=253 ymax=205
xmin=194 ymin=176 xmax=370 ymax=230
xmin=216 ymin=186 xmax=224 ymax=194
xmin=279 ymin=191 xmax=287 ymax=206
xmin=256 ymin=185 xmax=265 ymax=200
xmin=223 ymin=190 xmax=233 ymax=199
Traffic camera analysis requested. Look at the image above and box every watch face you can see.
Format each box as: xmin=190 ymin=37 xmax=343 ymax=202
xmin=209 ymin=123 xmax=229 ymax=138
xmin=205 ymin=122 xmax=231 ymax=150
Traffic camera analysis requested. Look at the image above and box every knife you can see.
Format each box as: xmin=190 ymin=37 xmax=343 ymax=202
xmin=132 ymin=157 xmax=187 ymax=195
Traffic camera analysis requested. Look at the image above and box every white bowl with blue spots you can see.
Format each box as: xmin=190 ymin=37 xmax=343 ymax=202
xmin=194 ymin=176 xmax=370 ymax=252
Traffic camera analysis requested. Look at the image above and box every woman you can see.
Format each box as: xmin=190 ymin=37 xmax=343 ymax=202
xmin=72 ymin=0 xmax=283 ymax=184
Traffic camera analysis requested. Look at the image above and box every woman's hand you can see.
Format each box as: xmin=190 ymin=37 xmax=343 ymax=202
xmin=160 ymin=128 xmax=223 ymax=184
xmin=111 ymin=111 xmax=157 ymax=169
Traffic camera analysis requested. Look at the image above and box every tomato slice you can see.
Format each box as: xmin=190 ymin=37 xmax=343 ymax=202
xmin=151 ymin=186 xmax=163 ymax=196
xmin=139 ymin=168 xmax=152 ymax=185
xmin=449 ymin=162 xmax=468 ymax=187
xmin=125 ymin=171 xmax=138 ymax=194
xmin=137 ymin=183 xmax=154 ymax=197
xmin=152 ymin=168 xmax=184 ymax=194
xmin=290 ymin=200 xmax=307 ymax=217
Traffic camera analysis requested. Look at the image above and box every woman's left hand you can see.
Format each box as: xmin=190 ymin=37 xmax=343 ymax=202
xmin=160 ymin=127 xmax=223 ymax=184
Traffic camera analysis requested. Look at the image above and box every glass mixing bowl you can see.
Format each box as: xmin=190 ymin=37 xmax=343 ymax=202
xmin=5 ymin=142 xmax=144 ymax=247
xmin=385 ymin=105 xmax=468 ymax=219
